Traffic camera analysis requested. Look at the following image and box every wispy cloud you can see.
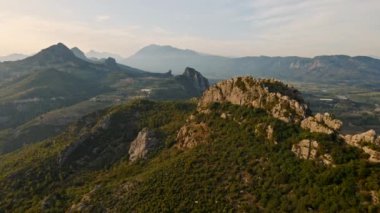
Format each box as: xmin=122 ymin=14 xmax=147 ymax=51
xmin=0 ymin=0 xmax=379 ymax=57
xmin=96 ymin=15 xmax=110 ymax=22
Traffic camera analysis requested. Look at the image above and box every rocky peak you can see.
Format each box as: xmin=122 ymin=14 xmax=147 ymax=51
xmin=181 ymin=67 xmax=210 ymax=92
xmin=173 ymin=67 xmax=209 ymax=96
xmin=128 ymin=128 xmax=161 ymax=162
xmin=198 ymin=76 xmax=310 ymax=123
xmin=24 ymin=42 xmax=79 ymax=64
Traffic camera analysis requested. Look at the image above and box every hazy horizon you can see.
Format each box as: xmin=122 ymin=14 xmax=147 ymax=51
xmin=1 ymin=0 xmax=379 ymax=58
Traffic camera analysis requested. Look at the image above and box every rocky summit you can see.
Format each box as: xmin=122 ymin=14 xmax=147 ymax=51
xmin=198 ymin=76 xmax=310 ymax=123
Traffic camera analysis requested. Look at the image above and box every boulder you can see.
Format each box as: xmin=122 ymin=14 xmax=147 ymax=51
xmin=128 ymin=128 xmax=161 ymax=162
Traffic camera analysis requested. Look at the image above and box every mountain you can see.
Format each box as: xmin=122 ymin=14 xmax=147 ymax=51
xmin=0 ymin=53 xmax=28 ymax=62
xmin=1 ymin=77 xmax=379 ymax=211
xmin=124 ymin=44 xmax=230 ymax=76
xmin=0 ymin=43 xmax=210 ymax=154
xmin=124 ymin=44 xmax=380 ymax=84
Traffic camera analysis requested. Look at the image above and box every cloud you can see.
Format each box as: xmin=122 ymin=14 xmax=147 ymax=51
xmin=96 ymin=15 xmax=111 ymax=22
xmin=0 ymin=0 xmax=379 ymax=57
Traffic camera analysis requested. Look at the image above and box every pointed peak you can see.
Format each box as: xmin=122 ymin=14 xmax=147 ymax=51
xmin=23 ymin=43 xmax=79 ymax=64
xmin=39 ymin=43 xmax=73 ymax=56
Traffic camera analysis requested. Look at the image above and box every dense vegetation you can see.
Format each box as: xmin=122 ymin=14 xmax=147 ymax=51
xmin=0 ymin=100 xmax=379 ymax=212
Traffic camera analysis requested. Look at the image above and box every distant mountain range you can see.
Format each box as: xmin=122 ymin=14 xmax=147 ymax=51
xmin=123 ymin=45 xmax=380 ymax=84
xmin=0 ymin=43 xmax=209 ymax=153
xmin=4 ymin=44 xmax=380 ymax=84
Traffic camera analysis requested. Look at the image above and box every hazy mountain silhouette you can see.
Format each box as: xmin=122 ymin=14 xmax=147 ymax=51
xmin=124 ymin=44 xmax=380 ymax=84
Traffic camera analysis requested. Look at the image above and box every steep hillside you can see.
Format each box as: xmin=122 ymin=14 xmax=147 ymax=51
xmin=0 ymin=77 xmax=379 ymax=212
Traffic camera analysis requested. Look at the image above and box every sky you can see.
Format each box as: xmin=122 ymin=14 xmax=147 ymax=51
xmin=0 ymin=0 xmax=379 ymax=57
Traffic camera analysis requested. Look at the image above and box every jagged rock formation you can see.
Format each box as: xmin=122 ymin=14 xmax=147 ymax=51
xmin=176 ymin=122 xmax=209 ymax=149
xmin=198 ymin=77 xmax=310 ymax=123
xmin=291 ymin=139 xmax=333 ymax=165
xmin=301 ymin=113 xmax=343 ymax=134
xmin=175 ymin=67 xmax=210 ymax=95
xmin=128 ymin=128 xmax=161 ymax=162
xmin=342 ymin=130 xmax=380 ymax=163
xmin=182 ymin=67 xmax=210 ymax=91
xmin=343 ymin=130 xmax=380 ymax=147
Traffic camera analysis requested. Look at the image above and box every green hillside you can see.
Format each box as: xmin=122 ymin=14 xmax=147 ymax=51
xmin=0 ymin=99 xmax=379 ymax=212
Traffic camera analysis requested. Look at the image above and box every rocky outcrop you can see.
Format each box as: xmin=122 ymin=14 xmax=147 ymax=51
xmin=343 ymin=130 xmax=379 ymax=147
xmin=292 ymin=139 xmax=333 ymax=165
xmin=342 ymin=130 xmax=380 ymax=163
xmin=176 ymin=122 xmax=209 ymax=149
xmin=128 ymin=128 xmax=161 ymax=162
xmin=292 ymin=139 xmax=319 ymax=160
xmin=198 ymin=77 xmax=310 ymax=123
xmin=181 ymin=67 xmax=210 ymax=92
xmin=174 ymin=67 xmax=210 ymax=96
xmin=301 ymin=113 xmax=342 ymax=134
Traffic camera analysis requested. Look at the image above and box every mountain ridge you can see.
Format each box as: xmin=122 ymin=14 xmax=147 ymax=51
xmin=124 ymin=44 xmax=380 ymax=83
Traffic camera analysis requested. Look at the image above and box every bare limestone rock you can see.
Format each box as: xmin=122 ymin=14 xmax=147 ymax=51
xmin=266 ymin=125 xmax=274 ymax=141
xmin=342 ymin=130 xmax=380 ymax=163
xmin=362 ymin=147 xmax=380 ymax=163
xmin=292 ymin=139 xmax=319 ymax=160
xmin=291 ymin=139 xmax=333 ymax=165
xmin=197 ymin=77 xmax=310 ymax=123
xmin=300 ymin=113 xmax=342 ymax=135
xmin=176 ymin=122 xmax=209 ymax=149
xmin=343 ymin=129 xmax=378 ymax=147
xmin=128 ymin=128 xmax=161 ymax=162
